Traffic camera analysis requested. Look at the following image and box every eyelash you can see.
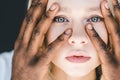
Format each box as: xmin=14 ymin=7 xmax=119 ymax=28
xmin=87 ymin=16 xmax=104 ymax=23
xmin=53 ymin=16 xmax=104 ymax=23
xmin=53 ymin=16 xmax=69 ymax=23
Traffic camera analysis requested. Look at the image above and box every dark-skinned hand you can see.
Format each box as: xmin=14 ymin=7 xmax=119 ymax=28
xmin=86 ymin=0 xmax=120 ymax=80
xmin=11 ymin=0 xmax=72 ymax=80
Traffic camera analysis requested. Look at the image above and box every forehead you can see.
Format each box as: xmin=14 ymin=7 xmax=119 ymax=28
xmin=47 ymin=0 xmax=102 ymax=11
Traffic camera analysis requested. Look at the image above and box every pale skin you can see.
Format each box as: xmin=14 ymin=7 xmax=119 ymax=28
xmin=11 ymin=0 xmax=120 ymax=80
xmin=46 ymin=0 xmax=106 ymax=80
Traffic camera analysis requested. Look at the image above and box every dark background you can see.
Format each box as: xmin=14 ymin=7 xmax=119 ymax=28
xmin=0 ymin=0 xmax=28 ymax=53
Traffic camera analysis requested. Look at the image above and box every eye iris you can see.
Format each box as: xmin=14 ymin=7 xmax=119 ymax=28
xmin=54 ymin=16 xmax=69 ymax=23
xmin=91 ymin=17 xmax=99 ymax=22
xmin=58 ymin=18 xmax=64 ymax=22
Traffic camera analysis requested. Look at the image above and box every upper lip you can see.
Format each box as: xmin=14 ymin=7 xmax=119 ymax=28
xmin=66 ymin=50 xmax=90 ymax=57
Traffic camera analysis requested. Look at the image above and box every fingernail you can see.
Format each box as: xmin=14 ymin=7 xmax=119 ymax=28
xmin=87 ymin=24 xmax=93 ymax=30
xmin=104 ymin=2 xmax=109 ymax=9
xmin=50 ymin=4 xmax=57 ymax=11
xmin=65 ymin=29 xmax=72 ymax=35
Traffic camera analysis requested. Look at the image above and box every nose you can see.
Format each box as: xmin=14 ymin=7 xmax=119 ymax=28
xmin=68 ymin=28 xmax=88 ymax=46
xmin=69 ymin=35 xmax=88 ymax=46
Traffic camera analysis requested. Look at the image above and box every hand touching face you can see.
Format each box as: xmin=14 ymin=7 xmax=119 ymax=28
xmin=86 ymin=0 xmax=120 ymax=79
xmin=46 ymin=0 xmax=108 ymax=77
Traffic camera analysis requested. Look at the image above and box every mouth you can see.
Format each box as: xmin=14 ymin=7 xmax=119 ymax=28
xmin=65 ymin=51 xmax=91 ymax=63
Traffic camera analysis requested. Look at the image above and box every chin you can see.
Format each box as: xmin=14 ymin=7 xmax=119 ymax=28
xmin=64 ymin=68 xmax=94 ymax=77
xmin=66 ymin=72 xmax=88 ymax=77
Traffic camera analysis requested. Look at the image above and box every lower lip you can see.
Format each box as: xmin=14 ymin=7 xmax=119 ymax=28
xmin=66 ymin=56 xmax=91 ymax=63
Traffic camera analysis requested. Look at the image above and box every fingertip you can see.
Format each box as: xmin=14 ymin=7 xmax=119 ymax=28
xmin=50 ymin=4 xmax=57 ymax=11
xmin=101 ymin=0 xmax=113 ymax=17
xmin=86 ymin=24 xmax=93 ymax=30
xmin=49 ymin=3 xmax=60 ymax=11
xmin=64 ymin=28 xmax=72 ymax=36
xmin=44 ymin=3 xmax=59 ymax=20
xmin=104 ymin=2 xmax=110 ymax=10
xmin=102 ymin=0 xmax=110 ymax=10
xmin=57 ymin=28 xmax=72 ymax=42
xmin=85 ymin=24 xmax=95 ymax=37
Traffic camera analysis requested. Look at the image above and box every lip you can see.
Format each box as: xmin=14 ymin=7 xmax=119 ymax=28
xmin=65 ymin=51 xmax=91 ymax=63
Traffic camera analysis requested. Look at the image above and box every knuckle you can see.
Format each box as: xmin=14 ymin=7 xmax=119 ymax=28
xmin=29 ymin=55 xmax=40 ymax=66
xmin=114 ymin=3 xmax=120 ymax=9
xmin=43 ymin=11 xmax=53 ymax=20
xmin=57 ymin=32 xmax=70 ymax=42
xmin=47 ymin=45 xmax=54 ymax=52
xmin=33 ymin=27 xmax=41 ymax=36
xmin=92 ymin=32 xmax=99 ymax=38
xmin=25 ymin=13 xmax=33 ymax=24
xmin=58 ymin=35 xmax=65 ymax=41
xmin=100 ymin=42 xmax=107 ymax=51
xmin=44 ymin=12 xmax=51 ymax=19
xmin=31 ymin=0 xmax=42 ymax=7
xmin=88 ymin=28 xmax=99 ymax=38
xmin=33 ymin=27 xmax=46 ymax=37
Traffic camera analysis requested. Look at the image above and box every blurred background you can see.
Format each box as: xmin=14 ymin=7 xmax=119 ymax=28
xmin=0 ymin=0 xmax=28 ymax=53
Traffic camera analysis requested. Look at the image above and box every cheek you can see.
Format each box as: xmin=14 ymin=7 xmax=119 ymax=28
xmin=94 ymin=23 xmax=108 ymax=44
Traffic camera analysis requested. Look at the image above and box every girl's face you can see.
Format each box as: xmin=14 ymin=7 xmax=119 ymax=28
xmin=46 ymin=0 xmax=108 ymax=77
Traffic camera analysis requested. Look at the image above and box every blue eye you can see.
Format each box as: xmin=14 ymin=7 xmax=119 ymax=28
xmin=54 ymin=16 xmax=69 ymax=23
xmin=88 ymin=16 xmax=103 ymax=23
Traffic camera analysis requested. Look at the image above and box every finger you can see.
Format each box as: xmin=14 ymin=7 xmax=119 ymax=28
xmin=15 ymin=0 xmax=48 ymax=49
xmin=101 ymin=1 xmax=120 ymax=50
xmin=28 ymin=3 xmax=60 ymax=54
xmin=14 ymin=1 xmax=35 ymax=49
xmin=28 ymin=29 xmax=72 ymax=79
xmin=22 ymin=0 xmax=48 ymax=46
xmin=110 ymin=0 xmax=118 ymax=5
xmin=30 ymin=29 xmax=72 ymax=80
xmin=38 ymin=28 xmax=72 ymax=65
xmin=110 ymin=0 xmax=120 ymax=22
xmin=111 ymin=0 xmax=119 ymax=6
xmin=85 ymin=24 xmax=114 ymax=65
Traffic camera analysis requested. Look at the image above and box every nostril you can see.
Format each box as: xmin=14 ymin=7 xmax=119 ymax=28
xmin=81 ymin=41 xmax=86 ymax=44
xmin=71 ymin=41 xmax=75 ymax=44
xmin=68 ymin=37 xmax=88 ymax=45
xmin=71 ymin=41 xmax=86 ymax=44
